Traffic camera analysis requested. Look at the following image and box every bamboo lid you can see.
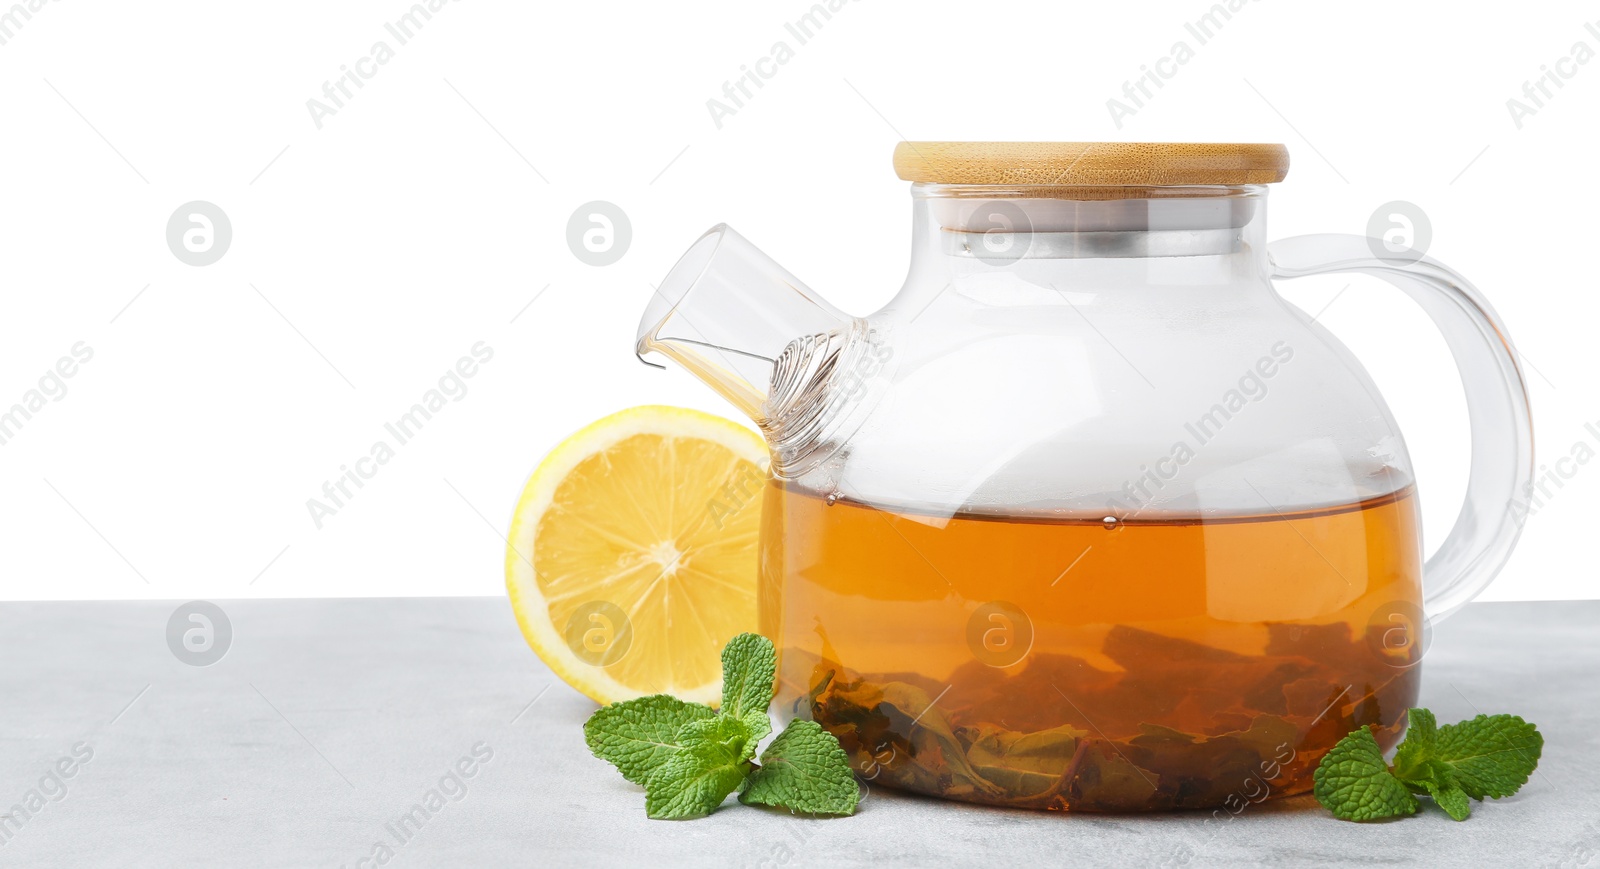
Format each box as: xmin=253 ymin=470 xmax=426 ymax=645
xmin=893 ymin=142 xmax=1290 ymax=186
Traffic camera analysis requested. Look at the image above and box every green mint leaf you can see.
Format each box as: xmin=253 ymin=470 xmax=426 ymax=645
xmin=644 ymin=715 xmax=755 ymax=819
xmin=720 ymin=633 xmax=776 ymax=726
xmin=739 ymin=719 xmax=860 ymax=816
xmin=1390 ymin=707 xmax=1541 ymax=817
xmin=678 ymin=713 xmax=760 ymax=764
xmin=741 ymin=709 xmax=773 ymax=744
xmin=1313 ymin=727 xmax=1419 ymax=821
xmin=1420 ymin=776 xmax=1473 ymax=821
xmin=1427 ymin=713 xmax=1542 ymax=800
xmin=1391 ymin=707 xmax=1439 ymax=781
xmin=1397 ymin=758 xmax=1472 ymax=821
xmin=583 ymin=694 xmax=716 ymax=785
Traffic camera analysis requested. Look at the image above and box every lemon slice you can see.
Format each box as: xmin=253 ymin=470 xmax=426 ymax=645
xmin=506 ymin=405 xmax=767 ymax=706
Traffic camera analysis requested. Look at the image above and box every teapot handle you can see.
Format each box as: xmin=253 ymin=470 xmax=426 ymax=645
xmin=1268 ymin=234 xmax=1534 ymax=623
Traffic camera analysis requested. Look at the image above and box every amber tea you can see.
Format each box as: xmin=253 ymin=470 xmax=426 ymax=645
xmin=759 ymin=482 xmax=1424 ymax=811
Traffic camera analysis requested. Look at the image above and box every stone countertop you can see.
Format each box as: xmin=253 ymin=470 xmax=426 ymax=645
xmin=0 ymin=598 xmax=1593 ymax=868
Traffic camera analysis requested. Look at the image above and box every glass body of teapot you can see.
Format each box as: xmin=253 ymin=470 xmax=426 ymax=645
xmin=637 ymin=143 xmax=1532 ymax=811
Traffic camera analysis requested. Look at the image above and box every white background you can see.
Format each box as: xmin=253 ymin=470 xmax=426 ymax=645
xmin=0 ymin=0 xmax=1593 ymax=603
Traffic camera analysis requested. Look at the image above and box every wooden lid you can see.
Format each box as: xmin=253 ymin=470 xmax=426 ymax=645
xmin=893 ymin=142 xmax=1289 ymax=186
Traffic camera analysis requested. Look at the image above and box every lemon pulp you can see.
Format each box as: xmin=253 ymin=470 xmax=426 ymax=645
xmin=506 ymin=406 xmax=766 ymax=705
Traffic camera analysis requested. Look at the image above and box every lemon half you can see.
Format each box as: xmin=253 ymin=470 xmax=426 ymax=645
xmin=506 ymin=406 xmax=767 ymax=705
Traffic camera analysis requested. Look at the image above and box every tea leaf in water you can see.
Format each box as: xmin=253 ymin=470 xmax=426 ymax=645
xmin=1126 ymin=715 xmax=1300 ymax=809
xmin=1066 ymin=740 xmax=1161 ymax=811
xmin=802 ymin=642 xmax=1345 ymax=811
xmin=877 ymin=681 xmax=1005 ymax=800
xmin=962 ymin=723 xmax=1085 ymax=800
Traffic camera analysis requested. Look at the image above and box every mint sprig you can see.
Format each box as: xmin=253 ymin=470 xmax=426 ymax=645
xmin=1314 ymin=708 xmax=1541 ymax=822
xmin=583 ymin=632 xmax=860 ymax=820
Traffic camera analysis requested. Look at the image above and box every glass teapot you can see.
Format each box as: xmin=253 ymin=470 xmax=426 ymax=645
xmin=636 ymin=142 xmax=1533 ymax=811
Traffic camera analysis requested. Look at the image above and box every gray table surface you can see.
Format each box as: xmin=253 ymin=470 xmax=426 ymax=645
xmin=0 ymin=598 xmax=1593 ymax=868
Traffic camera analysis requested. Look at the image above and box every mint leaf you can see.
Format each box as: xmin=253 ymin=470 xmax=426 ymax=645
xmin=1392 ymin=709 xmax=1541 ymax=805
xmin=1396 ymin=757 xmax=1472 ymax=821
xmin=679 ymin=713 xmax=760 ymax=764
xmin=1420 ymin=776 xmax=1473 ymax=821
xmin=1391 ymin=707 xmax=1438 ymax=780
xmin=644 ymin=714 xmax=756 ymax=819
xmin=583 ymin=694 xmax=716 ymax=785
xmin=1428 ymin=714 xmax=1542 ymax=800
xmin=721 ymin=633 xmax=776 ymax=740
xmin=740 ymin=709 xmax=774 ymax=744
xmin=740 ymin=719 xmax=860 ymax=816
xmin=1313 ymin=727 xmax=1419 ymax=821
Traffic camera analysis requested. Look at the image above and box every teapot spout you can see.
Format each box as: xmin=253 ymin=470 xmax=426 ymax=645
xmin=637 ymin=225 xmax=851 ymax=424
